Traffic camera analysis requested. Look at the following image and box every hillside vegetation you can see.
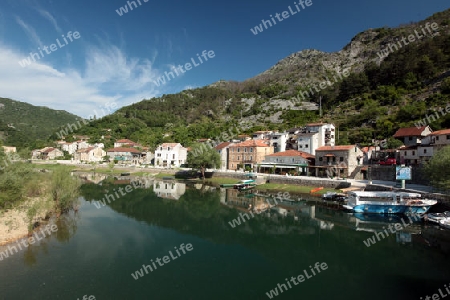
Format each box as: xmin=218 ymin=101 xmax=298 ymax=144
xmin=0 ymin=98 xmax=80 ymax=148
xmin=66 ymin=9 xmax=450 ymax=149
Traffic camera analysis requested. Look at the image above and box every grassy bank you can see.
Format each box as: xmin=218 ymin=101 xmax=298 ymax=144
xmin=255 ymin=183 xmax=339 ymax=195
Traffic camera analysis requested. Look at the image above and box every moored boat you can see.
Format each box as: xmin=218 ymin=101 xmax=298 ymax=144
xmin=439 ymin=219 xmax=450 ymax=230
xmin=220 ymin=179 xmax=255 ymax=188
xmin=322 ymin=191 xmax=347 ymax=202
xmin=425 ymin=211 xmax=450 ymax=224
xmin=342 ymin=191 xmax=437 ymax=214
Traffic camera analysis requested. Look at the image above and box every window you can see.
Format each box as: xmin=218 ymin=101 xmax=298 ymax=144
xmin=299 ymin=145 xmax=303 ymax=148
xmin=447 ymin=135 xmax=450 ymax=140
xmin=244 ymin=148 xmax=247 ymax=152
xmin=412 ymin=151 xmax=415 ymax=156
xmin=331 ymin=135 xmax=334 ymax=138
xmin=408 ymin=137 xmax=412 ymax=141
xmin=319 ymin=157 xmax=323 ymax=161
xmin=237 ymin=148 xmax=240 ymax=152
xmin=436 ymin=136 xmax=440 ymax=141
xmin=305 ymin=145 xmax=309 ymax=148
xmin=157 ymin=153 xmax=161 ymax=157
xmin=332 ymin=157 xmax=336 ymax=162
xmin=424 ymin=149 xmax=427 ymax=154
xmin=250 ymin=148 xmax=253 ymax=152
xmin=173 ymin=154 xmax=175 ymax=159
xmin=250 ymin=156 xmax=253 ymax=161
xmin=340 ymin=157 xmax=344 ymax=162
xmin=168 ymin=147 xmax=171 ymax=151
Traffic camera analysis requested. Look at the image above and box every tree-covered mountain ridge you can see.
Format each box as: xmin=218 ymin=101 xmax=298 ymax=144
xmin=63 ymin=8 xmax=450 ymax=149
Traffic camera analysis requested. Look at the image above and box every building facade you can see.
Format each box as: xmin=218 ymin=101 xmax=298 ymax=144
xmin=227 ymin=140 xmax=274 ymax=171
xmin=154 ymin=143 xmax=188 ymax=167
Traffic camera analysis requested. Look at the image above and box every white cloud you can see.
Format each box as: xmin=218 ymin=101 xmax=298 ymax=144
xmin=36 ymin=9 xmax=62 ymax=33
xmin=0 ymin=43 xmax=162 ymax=118
xmin=14 ymin=16 xmax=43 ymax=47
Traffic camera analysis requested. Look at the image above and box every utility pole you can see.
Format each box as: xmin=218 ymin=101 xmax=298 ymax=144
xmin=319 ymin=96 xmax=323 ymax=118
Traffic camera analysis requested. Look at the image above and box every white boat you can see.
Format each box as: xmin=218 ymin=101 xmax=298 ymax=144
xmin=439 ymin=219 xmax=450 ymax=230
xmin=342 ymin=191 xmax=437 ymax=214
xmin=425 ymin=211 xmax=450 ymax=224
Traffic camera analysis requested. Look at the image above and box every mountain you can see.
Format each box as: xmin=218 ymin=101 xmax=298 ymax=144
xmin=70 ymin=8 xmax=450 ymax=149
xmin=0 ymin=98 xmax=81 ymax=148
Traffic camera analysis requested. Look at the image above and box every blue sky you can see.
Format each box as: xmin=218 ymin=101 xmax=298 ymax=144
xmin=0 ymin=0 xmax=449 ymax=118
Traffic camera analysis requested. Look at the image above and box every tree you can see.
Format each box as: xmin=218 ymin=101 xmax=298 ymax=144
xmin=49 ymin=166 xmax=81 ymax=215
xmin=424 ymin=146 xmax=450 ymax=190
xmin=187 ymin=143 xmax=221 ymax=179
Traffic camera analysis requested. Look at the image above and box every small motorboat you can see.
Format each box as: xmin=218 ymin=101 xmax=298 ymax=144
xmin=425 ymin=211 xmax=450 ymax=224
xmin=439 ymin=219 xmax=450 ymax=230
xmin=322 ymin=191 xmax=347 ymax=202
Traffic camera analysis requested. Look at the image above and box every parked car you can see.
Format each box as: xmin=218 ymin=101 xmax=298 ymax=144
xmin=379 ymin=158 xmax=397 ymax=165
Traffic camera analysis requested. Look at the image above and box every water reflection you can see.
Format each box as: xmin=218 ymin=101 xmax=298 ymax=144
xmin=153 ymin=180 xmax=186 ymax=200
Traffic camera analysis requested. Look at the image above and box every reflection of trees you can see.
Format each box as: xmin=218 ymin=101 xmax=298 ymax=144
xmin=55 ymin=211 xmax=80 ymax=243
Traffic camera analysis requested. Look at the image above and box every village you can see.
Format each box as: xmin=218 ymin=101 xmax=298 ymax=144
xmin=6 ymin=123 xmax=446 ymax=183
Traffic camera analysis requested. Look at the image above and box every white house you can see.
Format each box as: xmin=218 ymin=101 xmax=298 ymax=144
xmin=74 ymin=147 xmax=106 ymax=162
xmin=429 ymin=128 xmax=450 ymax=151
xmin=269 ymin=132 xmax=288 ymax=153
xmin=297 ymin=123 xmax=335 ymax=155
xmin=214 ymin=142 xmax=234 ymax=171
xmin=154 ymin=143 xmax=187 ymax=168
xmin=261 ymin=149 xmax=315 ymax=175
xmin=61 ymin=142 xmax=78 ymax=155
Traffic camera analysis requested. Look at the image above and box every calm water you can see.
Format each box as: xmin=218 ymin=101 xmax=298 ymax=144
xmin=1 ymin=178 xmax=450 ymax=300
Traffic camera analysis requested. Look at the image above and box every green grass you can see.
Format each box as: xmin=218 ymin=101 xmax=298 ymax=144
xmin=32 ymin=163 xmax=77 ymax=171
xmin=255 ymin=183 xmax=339 ymax=195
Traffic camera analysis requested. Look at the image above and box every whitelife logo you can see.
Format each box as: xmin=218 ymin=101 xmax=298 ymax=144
xmin=153 ymin=50 xmax=215 ymax=86
xmin=18 ymin=31 xmax=81 ymax=67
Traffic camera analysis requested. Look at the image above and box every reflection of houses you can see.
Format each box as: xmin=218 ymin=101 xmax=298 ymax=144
xmin=314 ymin=145 xmax=363 ymax=178
xmin=74 ymin=147 xmax=106 ymax=162
xmin=260 ymin=150 xmax=315 ymax=175
xmin=154 ymin=143 xmax=187 ymax=167
xmin=228 ymin=140 xmax=273 ymax=171
xmin=153 ymin=180 xmax=186 ymax=200
xmin=107 ymin=147 xmax=142 ymax=164
xmin=215 ymin=142 xmax=235 ymax=171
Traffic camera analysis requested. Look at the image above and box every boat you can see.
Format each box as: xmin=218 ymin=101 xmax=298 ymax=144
xmin=235 ymin=183 xmax=256 ymax=191
xmin=425 ymin=211 xmax=450 ymax=224
xmin=439 ymin=219 xmax=450 ymax=230
xmin=322 ymin=191 xmax=347 ymax=202
xmin=220 ymin=179 xmax=255 ymax=188
xmin=120 ymin=172 xmax=131 ymax=176
xmin=342 ymin=191 xmax=437 ymax=214
xmin=310 ymin=187 xmax=324 ymax=194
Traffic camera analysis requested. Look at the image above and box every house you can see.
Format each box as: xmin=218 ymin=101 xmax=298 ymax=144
xmin=260 ymin=150 xmax=315 ymax=175
xmin=314 ymin=145 xmax=363 ymax=178
xmin=61 ymin=142 xmax=78 ymax=155
xmin=237 ymin=134 xmax=251 ymax=142
xmin=252 ymin=131 xmax=273 ymax=141
xmin=154 ymin=143 xmax=188 ymax=168
xmin=2 ymin=146 xmax=16 ymax=153
xmin=269 ymin=132 xmax=289 ymax=153
xmin=398 ymin=146 xmax=420 ymax=165
xmin=228 ymin=140 xmax=274 ymax=171
xmin=107 ymin=147 xmax=142 ymax=164
xmin=429 ymin=128 xmax=450 ymax=151
xmin=74 ymin=147 xmax=106 ymax=162
xmin=114 ymin=139 xmax=139 ymax=148
xmin=393 ymin=126 xmax=432 ymax=147
xmin=40 ymin=147 xmax=63 ymax=160
xmin=214 ymin=142 xmax=235 ymax=171
xmin=297 ymin=123 xmax=335 ymax=155
xmin=361 ymin=146 xmax=379 ymax=164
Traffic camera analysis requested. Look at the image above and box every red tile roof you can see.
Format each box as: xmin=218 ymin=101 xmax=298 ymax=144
xmin=230 ymin=140 xmax=270 ymax=147
xmin=430 ymin=129 xmax=450 ymax=136
xmin=267 ymin=150 xmax=314 ymax=159
xmin=41 ymin=147 xmax=56 ymax=154
xmin=107 ymin=147 xmax=141 ymax=154
xmin=215 ymin=142 xmax=233 ymax=151
xmin=306 ymin=122 xmax=326 ymax=127
xmin=76 ymin=147 xmax=95 ymax=153
xmin=393 ymin=126 xmax=429 ymax=138
xmin=116 ymin=139 xmax=136 ymax=144
xmin=160 ymin=143 xmax=179 ymax=147
xmin=316 ymin=145 xmax=356 ymax=151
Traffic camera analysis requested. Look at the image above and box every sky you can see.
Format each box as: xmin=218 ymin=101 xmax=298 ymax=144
xmin=0 ymin=0 xmax=449 ymax=118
